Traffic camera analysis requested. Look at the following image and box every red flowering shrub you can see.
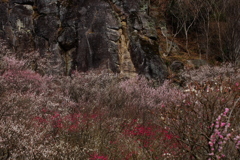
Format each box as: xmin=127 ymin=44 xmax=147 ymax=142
xmin=90 ymin=153 xmax=109 ymax=160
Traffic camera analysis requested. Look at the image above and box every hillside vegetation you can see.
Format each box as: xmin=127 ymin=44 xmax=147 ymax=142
xmin=0 ymin=53 xmax=239 ymax=159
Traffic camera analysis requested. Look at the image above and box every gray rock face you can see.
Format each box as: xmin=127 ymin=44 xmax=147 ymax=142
xmin=4 ymin=3 xmax=35 ymax=52
xmin=170 ymin=61 xmax=184 ymax=73
xmin=0 ymin=0 xmax=168 ymax=80
xmin=0 ymin=3 xmax=8 ymax=37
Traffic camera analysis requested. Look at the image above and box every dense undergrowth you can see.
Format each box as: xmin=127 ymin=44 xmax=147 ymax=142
xmin=0 ymin=55 xmax=239 ymax=159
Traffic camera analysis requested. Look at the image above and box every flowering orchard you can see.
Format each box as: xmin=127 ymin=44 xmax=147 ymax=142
xmin=0 ymin=55 xmax=239 ymax=159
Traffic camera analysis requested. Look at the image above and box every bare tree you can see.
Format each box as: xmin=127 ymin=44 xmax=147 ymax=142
xmin=224 ymin=0 xmax=240 ymax=63
xmin=166 ymin=0 xmax=203 ymax=54
xmin=202 ymin=0 xmax=240 ymax=63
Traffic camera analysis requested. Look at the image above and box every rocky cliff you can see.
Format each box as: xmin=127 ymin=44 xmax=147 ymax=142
xmin=0 ymin=0 xmax=168 ymax=80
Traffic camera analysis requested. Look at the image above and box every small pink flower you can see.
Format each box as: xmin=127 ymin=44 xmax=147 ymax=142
xmin=209 ymin=142 xmax=213 ymax=146
xmin=218 ymin=146 xmax=223 ymax=151
xmin=209 ymin=152 xmax=214 ymax=156
xmin=215 ymin=131 xmax=221 ymax=135
xmin=210 ymin=124 xmax=214 ymax=128
xmin=224 ymin=108 xmax=229 ymax=113
xmin=220 ymin=123 xmax=226 ymax=127
xmin=226 ymin=123 xmax=231 ymax=127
